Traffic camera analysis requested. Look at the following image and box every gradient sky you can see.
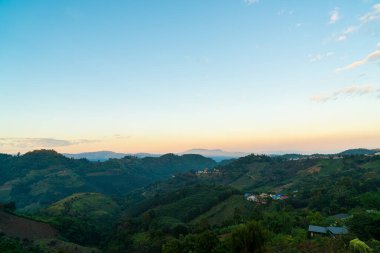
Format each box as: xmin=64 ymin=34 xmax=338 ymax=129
xmin=1 ymin=0 xmax=380 ymax=154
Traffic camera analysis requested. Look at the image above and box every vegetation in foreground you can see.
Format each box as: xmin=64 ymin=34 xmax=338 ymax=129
xmin=0 ymin=150 xmax=379 ymax=252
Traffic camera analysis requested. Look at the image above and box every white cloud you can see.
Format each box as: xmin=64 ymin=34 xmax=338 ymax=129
xmin=344 ymin=26 xmax=358 ymax=34
xmin=336 ymin=50 xmax=380 ymax=72
xmin=377 ymin=42 xmax=380 ymax=48
xmin=308 ymin=52 xmax=334 ymax=62
xmin=244 ymin=0 xmax=259 ymax=5
xmin=329 ymin=8 xmax=340 ymax=24
xmin=359 ymin=3 xmax=380 ymax=23
xmin=309 ymin=54 xmax=323 ymax=62
xmin=311 ymin=85 xmax=380 ymax=103
xmin=277 ymin=9 xmax=294 ymax=16
xmin=336 ymin=35 xmax=347 ymax=41
xmin=335 ymin=26 xmax=358 ymax=41
xmin=335 ymin=4 xmax=380 ymax=42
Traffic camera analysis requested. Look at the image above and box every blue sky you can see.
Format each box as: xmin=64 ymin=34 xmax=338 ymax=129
xmin=1 ymin=0 xmax=380 ymax=154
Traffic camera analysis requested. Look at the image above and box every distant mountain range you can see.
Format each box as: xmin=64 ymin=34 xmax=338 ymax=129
xmin=63 ymin=148 xmax=380 ymax=162
xmin=179 ymin=149 xmax=250 ymax=162
xmin=64 ymin=149 xmax=250 ymax=162
xmin=63 ymin=151 xmax=161 ymax=161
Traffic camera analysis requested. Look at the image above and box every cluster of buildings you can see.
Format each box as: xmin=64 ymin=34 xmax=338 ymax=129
xmin=287 ymin=152 xmax=380 ymax=161
xmin=195 ymin=168 xmax=220 ymax=175
xmin=244 ymin=192 xmax=289 ymax=204
xmin=288 ymin=155 xmax=343 ymax=161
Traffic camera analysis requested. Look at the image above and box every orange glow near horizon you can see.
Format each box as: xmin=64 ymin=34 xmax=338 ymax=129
xmin=42 ymin=130 xmax=380 ymax=155
xmin=1 ymin=119 xmax=379 ymax=155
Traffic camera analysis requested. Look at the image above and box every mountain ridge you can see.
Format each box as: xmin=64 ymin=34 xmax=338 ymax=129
xmin=62 ymin=147 xmax=380 ymax=163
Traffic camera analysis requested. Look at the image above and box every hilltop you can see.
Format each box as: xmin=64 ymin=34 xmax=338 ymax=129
xmin=338 ymin=148 xmax=379 ymax=156
xmin=0 ymin=150 xmax=216 ymax=210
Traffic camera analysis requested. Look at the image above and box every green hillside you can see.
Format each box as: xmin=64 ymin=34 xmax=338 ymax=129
xmin=45 ymin=192 xmax=121 ymax=222
xmin=1 ymin=151 xmax=379 ymax=252
xmin=0 ymin=210 xmax=101 ymax=253
xmin=190 ymin=194 xmax=255 ymax=227
xmin=0 ymin=150 xmax=216 ymax=210
xmin=339 ymin=148 xmax=378 ymax=156
xmin=104 ymin=154 xmax=380 ymax=252
xmin=40 ymin=193 xmax=122 ymax=246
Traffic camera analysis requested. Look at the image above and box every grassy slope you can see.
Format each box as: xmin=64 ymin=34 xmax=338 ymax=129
xmin=45 ymin=192 xmax=121 ymax=223
xmin=190 ymin=194 xmax=255 ymax=226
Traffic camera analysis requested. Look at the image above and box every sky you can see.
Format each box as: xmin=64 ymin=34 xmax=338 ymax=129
xmin=1 ymin=0 xmax=380 ymax=154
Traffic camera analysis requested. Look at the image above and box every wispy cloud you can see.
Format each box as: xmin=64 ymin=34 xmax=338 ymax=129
xmin=277 ymin=9 xmax=294 ymax=16
xmin=329 ymin=8 xmax=340 ymax=24
xmin=359 ymin=3 xmax=380 ymax=23
xmin=308 ymin=52 xmax=334 ymax=62
xmin=0 ymin=138 xmax=98 ymax=149
xmin=112 ymin=134 xmax=132 ymax=139
xmin=336 ymin=50 xmax=380 ymax=72
xmin=335 ymin=4 xmax=380 ymax=41
xmin=335 ymin=26 xmax=358 ymax=41
xmin=310 ymin=85 xmax=380 ymax=103
xmin=244 ymin=0 xmax=259 ymax=5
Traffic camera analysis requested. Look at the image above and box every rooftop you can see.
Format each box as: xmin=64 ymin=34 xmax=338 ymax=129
xmin=308 ymin=225 xmax=348 ymax=235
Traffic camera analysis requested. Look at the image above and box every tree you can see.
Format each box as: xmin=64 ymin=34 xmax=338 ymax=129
xmin=349 ymin=238 xmax=373 ymax=253
xmin=229 ymin=221 xmax=267 ymax=253
xmin=162 ymin=239 xmax=181 ymax=253
xmin=263 ymin=211 xmax=294 ymax=234
xmin=347 ymin=211 xmax=380 ymax=241
xmin=193 ymin=230 xmax=219 ymax=253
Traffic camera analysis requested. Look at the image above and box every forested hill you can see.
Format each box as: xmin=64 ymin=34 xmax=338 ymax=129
xmin=104 ymin=153 xmax=380 ymax=252
xmin=0 ymin=150 xmax=216 ymax=210
xmin=0 ymin=151 xmax=379 ymax=252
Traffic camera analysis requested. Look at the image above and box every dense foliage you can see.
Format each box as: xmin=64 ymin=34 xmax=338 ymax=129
xmin=0 ymin=150 xmax=379 ymax=252
xmin=103 ymin=154 xmax=380 ymax=252
xmin=0 ymin=150 xmax=216 ymax=210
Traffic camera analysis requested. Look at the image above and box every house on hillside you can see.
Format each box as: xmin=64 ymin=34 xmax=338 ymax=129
xmin=308 ymin=225 xmax=327 ymax=237
xmin=246 ymin=195 xmax=257 ymax=202
xmin=196 ymin=168 xmax=209 ymax=175
xmin=259 ymin=193 xmax=269 ymax=198
xmin=244 ymin=194 xmax=267 ymax=204
xmin=270 ymin=194 xmax=289 ymax=200
xmin=308 ymin=225 xmax=348 ymax=238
